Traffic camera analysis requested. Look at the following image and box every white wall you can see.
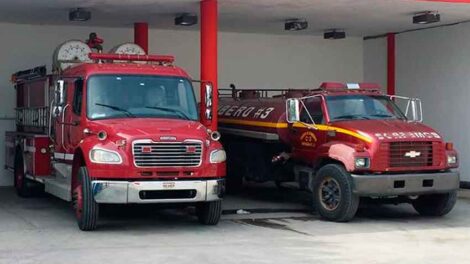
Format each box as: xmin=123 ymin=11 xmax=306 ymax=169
xmin=363 ymin=37 xmax=387 ymax=93
xmin=0 ymin=22 xmax=363 ymax=186
xmin=364 ymin=23 xmax=470 ymax=182
xmin=396 ymin=24 xmax=470 ymax=182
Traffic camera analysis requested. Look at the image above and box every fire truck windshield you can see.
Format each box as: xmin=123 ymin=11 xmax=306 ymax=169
xmin=87 ymin=75 xmax=198 ymax=121
xmin=325 ymin=95 xmax=406 ymax=122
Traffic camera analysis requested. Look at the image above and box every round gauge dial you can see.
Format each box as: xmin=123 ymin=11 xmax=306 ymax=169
xmin=110 ymin=43 xmax=146 ymax=55
xmin=53 ymin=40 xmax=92 ymax=71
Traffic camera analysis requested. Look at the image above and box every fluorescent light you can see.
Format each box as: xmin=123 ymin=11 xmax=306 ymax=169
xmin=69 ymin=8 xmax=91 ymax=22
xmin=175 ymin=13 xmax=198 ymax=26
xmin=413 ymin=12 xmax=440 ymax=24
xmin=285 ymin=19 xmax=308 ymax=31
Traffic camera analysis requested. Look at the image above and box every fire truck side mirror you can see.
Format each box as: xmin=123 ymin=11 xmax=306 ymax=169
xmin=410 ymin=98 xmax=423 ymax=123
xmin=205 ymin=83 xmax=213 ymax=120
xmin=390 ymin=95 xmax=423 ymax=123
xmin=52 ymin=80 xmax=67 ymax=118
xmin=286 ymin=98 xmax=300 ymax=123
xmin=55 ymin=80 xmax=66 ymax=106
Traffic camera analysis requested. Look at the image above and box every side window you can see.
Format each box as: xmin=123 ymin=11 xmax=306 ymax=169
xmin=72 ymin=79 xmax=83 ymax=115
xmin=300 ymin=97 xmax=324 ymax=124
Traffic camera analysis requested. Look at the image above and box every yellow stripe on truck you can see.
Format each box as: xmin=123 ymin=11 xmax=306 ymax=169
xmin=218 ymin=118 xmax=289 ymax=128
xmin=219 ymin=118 xmax=372 ymax=143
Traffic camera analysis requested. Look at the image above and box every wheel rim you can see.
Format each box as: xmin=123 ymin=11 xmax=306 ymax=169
xmin=319 ymin=177 xmax=341 ymax=211
xmin=73 ymin=184 xmax=83 ymax=219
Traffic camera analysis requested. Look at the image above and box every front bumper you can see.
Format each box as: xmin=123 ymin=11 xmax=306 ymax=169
xmin=351 ymin=171 xmax=460 ymax=196
xmin=91 ymin=179 xmax=225 ymax=204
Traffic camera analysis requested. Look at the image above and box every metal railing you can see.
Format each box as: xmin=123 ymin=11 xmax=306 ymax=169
xmin=16 ymin=107 xmax=49 ymax=133
xmin=219 ymin=88 xmax=313 ymax=99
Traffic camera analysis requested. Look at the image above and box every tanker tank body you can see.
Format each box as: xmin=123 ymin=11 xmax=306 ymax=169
xmin=218 ymin=89 xmax=306 ymax=190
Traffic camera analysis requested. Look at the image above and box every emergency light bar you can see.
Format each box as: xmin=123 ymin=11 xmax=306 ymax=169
xmin=88 ymin=53 xmax=175 ymax=63
xmin=319 ymin=82 xmax=381 ymax=91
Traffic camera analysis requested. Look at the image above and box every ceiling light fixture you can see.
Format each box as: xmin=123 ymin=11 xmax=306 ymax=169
xmin=284 ymin=19 xmax=308 ymax=31
xmin=324 ymin=30 xmax=346 ymax=40
xmin=413 ymin=11 xmax=440 ymax=24
xmin=175 ymin=13 xmax=198 ymax=26
xmin=69 ymin=8 xmax=91 ymax=22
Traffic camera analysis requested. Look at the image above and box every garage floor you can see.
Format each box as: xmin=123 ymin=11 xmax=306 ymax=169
xmin=1 ymin=184 xmax=469 ymax=264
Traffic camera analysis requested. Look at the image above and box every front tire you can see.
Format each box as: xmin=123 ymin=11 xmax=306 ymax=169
xmin=412 ymin=191 xmax=457 ymax=216
xmin=196 ymin=200 xmax=222 ymax=225
xmin=73 ymin=166 xmax=99 ymax=231
xmin=313 ymin=164 xmax=359 ymax=222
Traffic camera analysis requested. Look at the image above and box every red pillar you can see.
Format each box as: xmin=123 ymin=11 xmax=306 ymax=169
xmin=387 ymin=33 xmax=396 ymax=95
xmin=200 ymin=0 xmax=218 ymax=131
xmin=134 ymin=22 xmax=149 ymax=53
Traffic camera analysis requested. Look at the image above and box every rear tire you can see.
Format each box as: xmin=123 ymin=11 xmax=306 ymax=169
xmin=313 ymin=164 xmax=359 ymax=222
xmin=196 ymin=200 xmax=222 ymax=225
xmin=73 ymin=166 xmax=99 ymax=231
xmin=14 ymin=152 xmax=34 ymax=197
xmin=412 ymin=191 xmax=457 ymax=216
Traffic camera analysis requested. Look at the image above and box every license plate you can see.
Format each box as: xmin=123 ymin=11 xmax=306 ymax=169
xmin=162 ymin=182 xmax=176 ymax=189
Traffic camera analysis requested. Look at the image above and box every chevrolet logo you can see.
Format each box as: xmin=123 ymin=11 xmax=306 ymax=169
xmin=404 ymin=150 xmax=421 ymax=158
xmin=186 ymin=146 xmax=197 ymax=153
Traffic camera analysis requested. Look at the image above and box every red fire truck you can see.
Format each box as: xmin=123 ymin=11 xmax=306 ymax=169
xmin=218 ymin=82 xmax=459 ymax=222
xmin=5 ymin=40 xmax=226 ymax=231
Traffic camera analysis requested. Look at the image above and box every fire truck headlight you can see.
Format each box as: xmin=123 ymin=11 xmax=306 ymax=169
xmin=447 ymin=154 xmax=457 ymax=166
xmin=90 ymin=148 xmax=122 ymax=164
xmin=210 ymin=149 xmax=226 ymax=164
xmin=355 ymin=157 xmax=370 ymax=169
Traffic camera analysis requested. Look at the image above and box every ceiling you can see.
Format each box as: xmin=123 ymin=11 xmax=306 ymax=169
xmin=1 ymin=0 xmax=470 ymax=36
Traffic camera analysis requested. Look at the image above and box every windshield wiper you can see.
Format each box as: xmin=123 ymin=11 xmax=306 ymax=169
xmin=145 ymin=106 xmax=191 ymax=120
xmin=333 ymin=115 xmax=370 ymax=121
xmin=95 ymin=103 xmax=136 ymax=118
xmin=369 ymin=114 xmax=396 ymax=119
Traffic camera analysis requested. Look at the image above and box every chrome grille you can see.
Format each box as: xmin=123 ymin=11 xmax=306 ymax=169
xmin=133 ymin=141 xmax=202 ymax=167
xmin=389 ymin=141 xmax=433 ymax=168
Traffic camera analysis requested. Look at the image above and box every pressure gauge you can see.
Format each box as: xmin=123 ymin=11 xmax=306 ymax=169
xmin=110 ymin=43 xmax=146 ymax=55
xmin=52 ymin=40 xmax=92 ymax=71
xmin=109 ymin=43 xmax=146 ymax=64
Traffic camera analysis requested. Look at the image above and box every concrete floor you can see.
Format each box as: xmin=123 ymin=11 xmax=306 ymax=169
xmin=0 ymin=184 xmax=470 ymax=264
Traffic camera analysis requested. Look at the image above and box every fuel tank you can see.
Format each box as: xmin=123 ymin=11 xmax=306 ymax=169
xmin=218 ymin=90 xmax=306 ymax=143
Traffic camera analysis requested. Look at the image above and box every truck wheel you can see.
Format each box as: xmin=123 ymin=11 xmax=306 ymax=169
xmin=73 ymin=166 xmax=99 ymax=231
xmin=196 ymin=200 xmax=222 ymax=225
xmin=313 ymin=164 xmax=359 ymax=222
xmin=412 ymin=191 xmax=457 ymax=216
xmin=14 ymin=152 xmax=34 ymax=197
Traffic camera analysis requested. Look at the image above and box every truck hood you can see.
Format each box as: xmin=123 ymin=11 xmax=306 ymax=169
xmin=90 ymin=118 xmax=208 ymax=141
xmin=331 ymin=119 xmax=443 ymax=141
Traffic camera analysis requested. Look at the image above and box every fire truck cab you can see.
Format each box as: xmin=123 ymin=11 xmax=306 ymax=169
xmin=218 ymin=82 xmax=460 ymax=222
xmin=5 ymin=40 xmax=226 ymax=231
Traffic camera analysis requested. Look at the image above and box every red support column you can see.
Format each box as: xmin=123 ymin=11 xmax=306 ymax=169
xmin=387 ymin=33 xmax=396 ymax=95
xmin=200 ymin=0 xmax=218 ymax=131
xmin=134 ymin=22 xmax=149 ymax=53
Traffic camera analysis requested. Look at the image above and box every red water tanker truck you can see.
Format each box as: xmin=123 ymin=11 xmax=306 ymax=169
xmin=5 ymin=40 xmax=226 ymax=230
xmin=218 ymin=82 xmax=459 ymax=222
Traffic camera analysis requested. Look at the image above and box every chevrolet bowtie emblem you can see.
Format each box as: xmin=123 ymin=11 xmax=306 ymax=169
xmin=404 ymin=150 xmax=421 ymax=158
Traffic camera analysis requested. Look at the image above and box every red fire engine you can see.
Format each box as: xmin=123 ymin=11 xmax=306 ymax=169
xmin=5 ymin=39 xmax=226 ymax=231
xmin=218 ymin=82 xmax=459 ymax=222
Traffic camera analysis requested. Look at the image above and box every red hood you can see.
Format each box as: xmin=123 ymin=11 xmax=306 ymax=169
xmin=89 ymin=118 xmax=208 ymax=141
xmin=331 ymin=119 xmax=443 ymax=142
